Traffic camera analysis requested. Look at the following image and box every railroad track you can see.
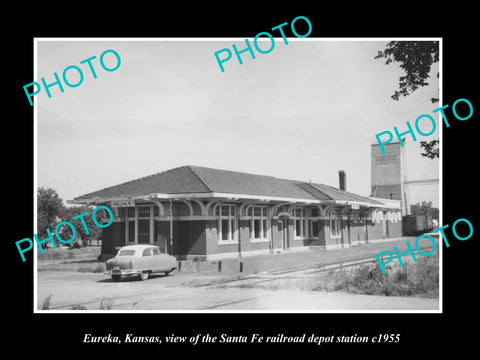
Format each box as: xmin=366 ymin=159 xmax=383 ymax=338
xmin=44 ymin=247 xmax=435 ymax=310
xmin=199 ymin=257 xmax=381 ymax=290
xmin=197 ymin=248 xmax=437 ymax=310
xmin=199 ymin=246 xmax=436 ymax=290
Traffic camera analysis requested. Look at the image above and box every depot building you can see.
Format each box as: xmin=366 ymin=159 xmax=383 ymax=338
xmin=72 ymin=165 xmax=402 ymax=260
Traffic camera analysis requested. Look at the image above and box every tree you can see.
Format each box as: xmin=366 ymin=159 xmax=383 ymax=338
xmin=419 ymin=139 xmax=439 ymax=159
xmin=410 ymin=201 xmax=439 ymax=219
xmin=375 ymin=41 xmax=440 ymax=158
xmin=37 ymin=187 xmax=66 ymax=242
xmin=37 ymin=187 xmax=104 ymax=248
xmin=61 ymin=205 xmax=103 ymax=247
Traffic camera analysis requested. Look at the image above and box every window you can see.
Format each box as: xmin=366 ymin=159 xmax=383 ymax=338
xmin=142 ymin=248 xmax=152 ymax=256
xmin=249 ymin=206 xmax=269 ymax=241
xmin=125 ymin=206 xmax=154 ymax=245
xmin=216 ymin=204 xmax=237 ymax=243
xmin=152 ymin=247 xmax=160 ymax=255
xmin=329 ymin=209 xmax=341 ymax=238
xmin=118 ymin=249 xmax=135 ymax=256
xmin=138 ymin=205 xmax=151 ymax=218
xmin=294 ymin=208 xmax=308 ymax=238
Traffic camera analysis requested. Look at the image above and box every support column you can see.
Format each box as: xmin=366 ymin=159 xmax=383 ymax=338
xmin=125 ymin=213 xmax=129 ymax=244
xmin=134 ymin=206 xmax=138 ymax=244
xmin=316 ymin=217 xmax=328 ymax=248
xmin=169 ymin=199 xmax=173 ymax=255
xmin=149 ymin=205 xmax=154 ymax=244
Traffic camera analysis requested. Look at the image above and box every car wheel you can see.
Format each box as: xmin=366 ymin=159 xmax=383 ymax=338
xmin=165 ymin=268 xmax=177 ymax=276
xmin=112 ymin=275 xmax=121 ymax=282
xmin=139 ymin=271 xmax=150 ymax=281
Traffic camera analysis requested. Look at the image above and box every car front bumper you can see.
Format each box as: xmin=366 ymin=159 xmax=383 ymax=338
xmin=104 ymin=268 xmax=139 ymax=276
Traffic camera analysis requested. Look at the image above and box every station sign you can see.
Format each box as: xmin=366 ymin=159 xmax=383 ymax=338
xmin=110 ymin=199 xmax=135 ymax=207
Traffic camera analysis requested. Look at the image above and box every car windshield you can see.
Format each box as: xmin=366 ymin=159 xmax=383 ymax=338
xmin=118 ymin=249 xmax=136 ymax=256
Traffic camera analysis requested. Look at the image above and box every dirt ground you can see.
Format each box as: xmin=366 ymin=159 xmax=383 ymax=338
xmin=36 ymin=236 xmax=440 ymax=312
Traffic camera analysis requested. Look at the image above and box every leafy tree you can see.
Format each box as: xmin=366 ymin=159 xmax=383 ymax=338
xmin=60 ymin=206 xmax=104 ymax=247
xmin=375 ymin=41 xmax=439 ymax=102
xmin=37 ymin=187 xmax=66 ymax=243
xmin=375 ymin=41 xmax=439 ymax=158
xmin=37 ymin=187 xmax=103 ymax=248
xmin=419 ymin=139 xmax=439 ymax=159
xmin=410 ymin=201 xmax=439 ymax=219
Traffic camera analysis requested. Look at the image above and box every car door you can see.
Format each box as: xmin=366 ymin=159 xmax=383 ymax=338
xmin=141 ymin=247 xmax=154 ymax=270
xmin=150 ymin=247 xmax=164 ymax=273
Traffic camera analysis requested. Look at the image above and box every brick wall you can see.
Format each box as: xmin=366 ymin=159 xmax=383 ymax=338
xmin=158 ymin=220 xmax=207 ymax=260
xmin=100 ymin=222 xmax=125 ymax=256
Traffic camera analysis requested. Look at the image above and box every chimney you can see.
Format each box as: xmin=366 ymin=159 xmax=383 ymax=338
xmin=338 ymin=170 xmax=346 ymax=191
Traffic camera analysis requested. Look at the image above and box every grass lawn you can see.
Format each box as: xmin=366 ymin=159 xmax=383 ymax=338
xmin=37 ymin=246 xmax=103 ymax=272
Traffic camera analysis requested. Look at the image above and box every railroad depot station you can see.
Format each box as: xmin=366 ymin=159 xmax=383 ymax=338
xmin=72 ymin=165 xmax=402 ymax=260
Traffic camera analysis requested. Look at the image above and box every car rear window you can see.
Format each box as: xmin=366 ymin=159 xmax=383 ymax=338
xmin=142 ymin=248 xmax=152 ymax=256
xmin=118 ymin=249 xmax=136 ymax=256
xmin=152 ymin=248 xmax=160 ymax=255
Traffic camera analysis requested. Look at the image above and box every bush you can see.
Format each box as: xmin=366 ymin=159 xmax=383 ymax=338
xmin=340 ymin=256 xmax=439 ymax=297
xmin=226 ymin=256 xmax=439 ymax=298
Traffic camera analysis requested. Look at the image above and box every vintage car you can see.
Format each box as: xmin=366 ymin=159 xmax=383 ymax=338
xmin=104 ymin=245 xmax=177 ymax=281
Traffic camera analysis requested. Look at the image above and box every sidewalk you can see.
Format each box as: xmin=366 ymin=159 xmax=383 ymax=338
xmin=177 ymin=236 xmax=438 ymax=275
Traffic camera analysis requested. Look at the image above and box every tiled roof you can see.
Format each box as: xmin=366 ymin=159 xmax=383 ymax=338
xmin=295 ymin=182 xmax=333 ymax=201
xmin=74 ymin=165 xmax=381 ymax=206
xmin=75 ymin=166 xmax=210 ymax=199
xmin=303 ymin=182 xmax=384 ymax=205
xmin=188 ymin=166 xmax=318 ymax=200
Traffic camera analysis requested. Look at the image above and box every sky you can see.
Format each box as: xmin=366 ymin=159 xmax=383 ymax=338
xmin=35 ymin=39 xmax=440 ymax=206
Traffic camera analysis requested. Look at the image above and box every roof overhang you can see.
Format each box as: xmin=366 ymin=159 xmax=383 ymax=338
xmin=69 ymin=192 xmax=322 ymax=205
xmin=368 ymin=197 xmax=402 ymax=210
xmin=70 ymin=193 xmax=397 ymax=209
xmin=70 ymin=193 xmax=389 ymax=210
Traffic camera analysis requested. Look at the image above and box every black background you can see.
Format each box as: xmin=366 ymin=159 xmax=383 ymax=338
xmin=5 ymin=4 xmax=478 ymax=356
